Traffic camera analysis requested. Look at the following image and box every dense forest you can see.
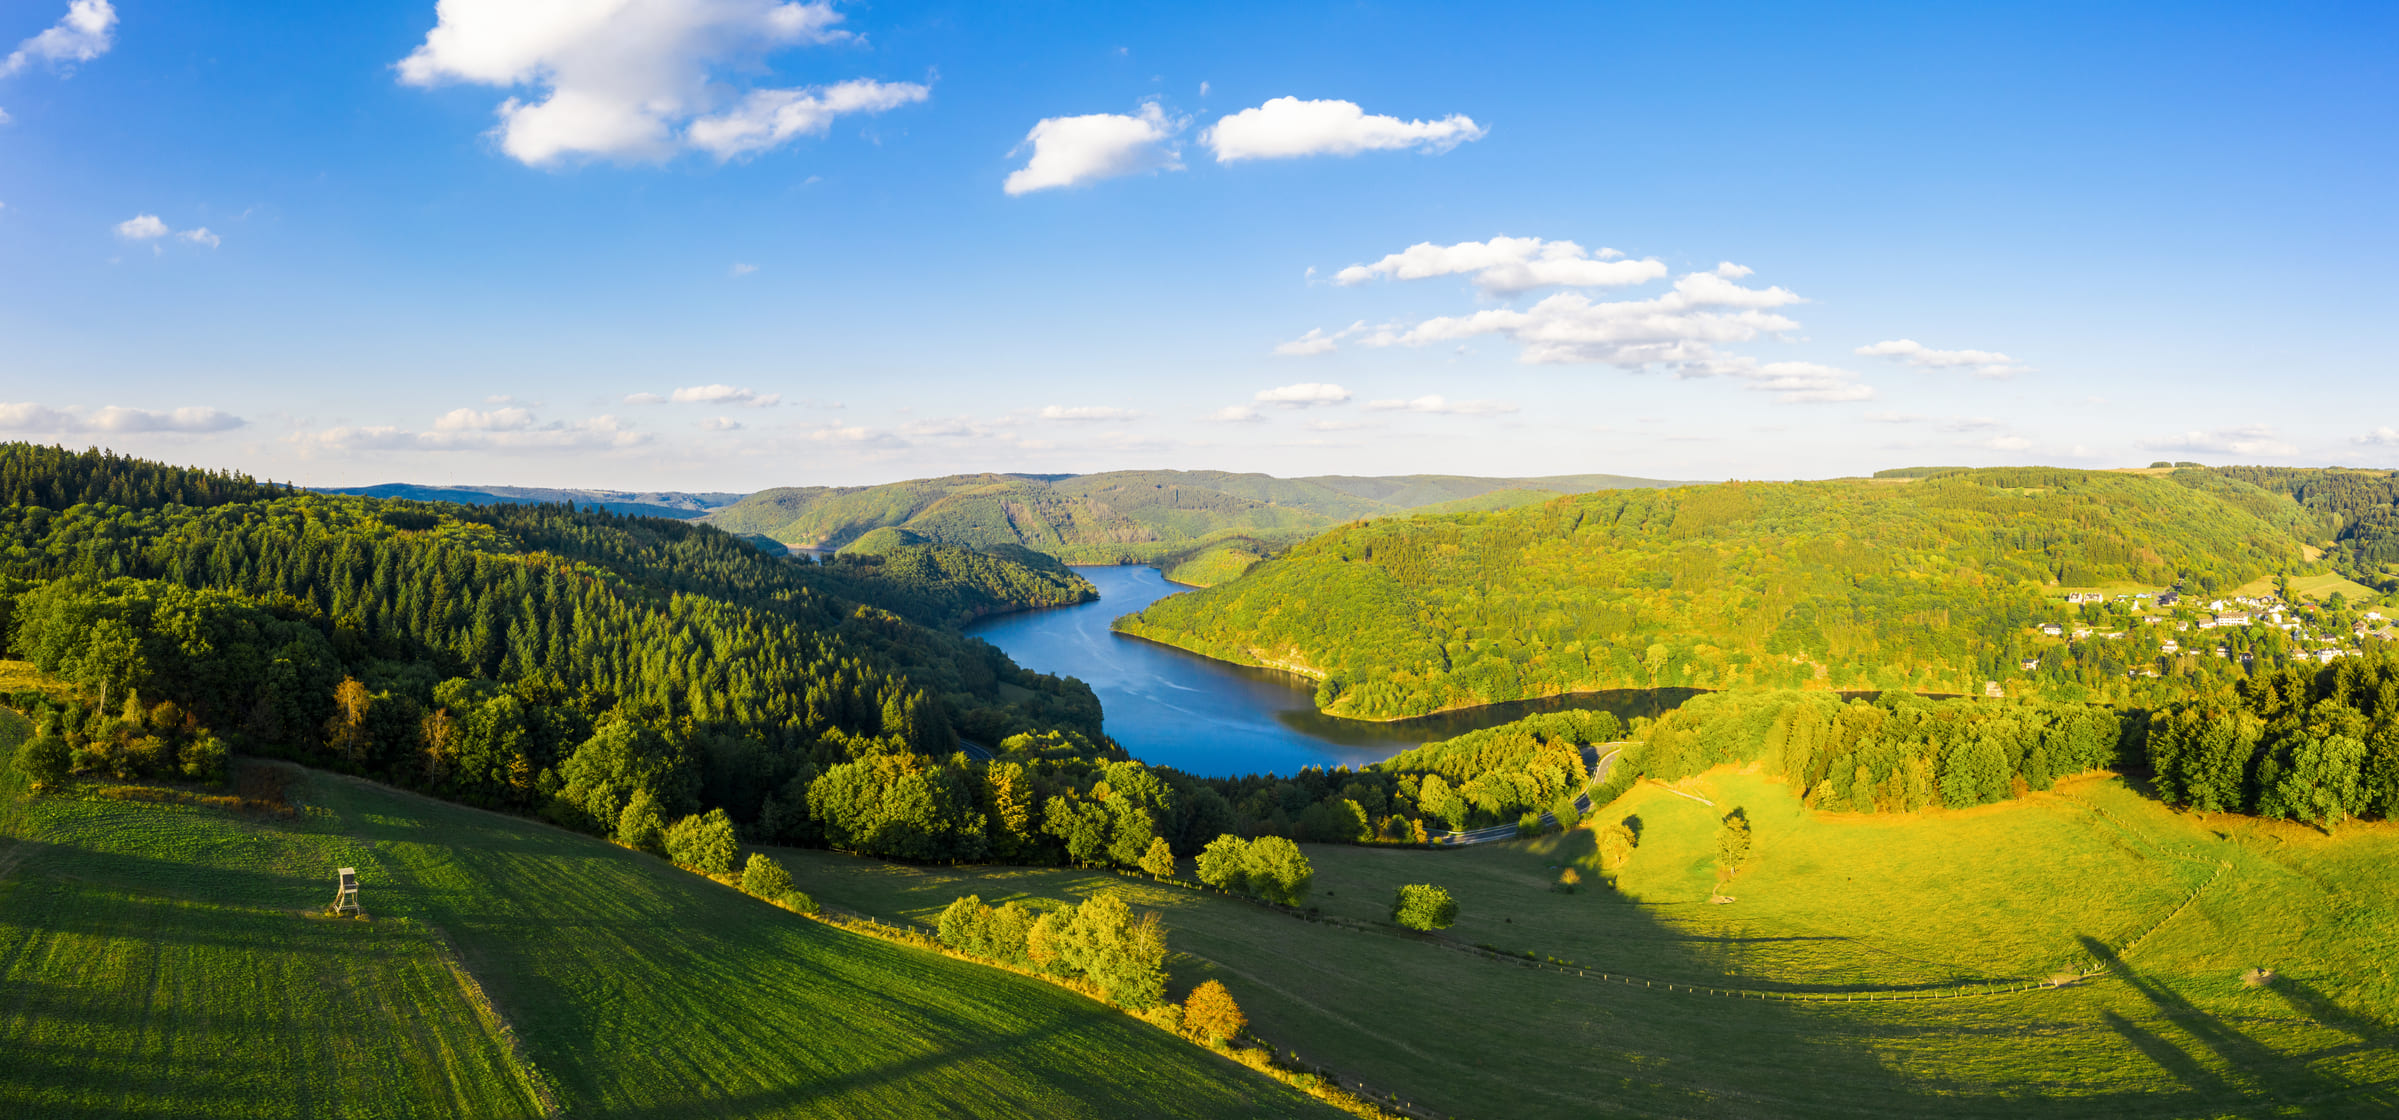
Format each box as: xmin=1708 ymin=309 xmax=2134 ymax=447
xmin=0 ymin=443 xmax=1119 ymax=847
xmin=2214 ymin=466 xmax=2399 ymax=592
xmin=1119 ymin=469 xmax=2317 ymax=718
xmin=703 ymin=469 xmax=1689 ymax=583
xmin=2147 ymin=657 xmax=2399 ymax=825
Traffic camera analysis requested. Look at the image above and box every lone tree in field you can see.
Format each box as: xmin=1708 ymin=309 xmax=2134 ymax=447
xmin=1391 ymin=883 xmax=1459 ymax=931
xmin=1138 ymin=836 xmax=1176 ymax=878
xmin=1597 ymin=821 xmax=1637 ymax=876
xmin=1715 ymin=808 xmax=1753 ymax=878
xmin=1183 ymin=980 xmax=1247 ymax=1045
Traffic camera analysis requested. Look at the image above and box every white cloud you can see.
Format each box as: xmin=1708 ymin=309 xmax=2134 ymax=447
xmin=1714 ymin=261 xmax=1754 ymax=279
xmin=395 ymin=0 xmax=916 ymax=166
xmin=432 ymin=406 xmax=537 ymax=431
xmin=1855 ymin=338 xmax=2027 ymax=378
xmin=1003 ymin=103 xmax=1183 ymax=195
xmin=1863 ymin=411 xmax=1926 ymax=424
xmin=1981 ymin=435 xmax=2034 ymax=452
xmin=2137 ymin=426 xmax=2297 ymax=458
xmin=0 ymin=401 xmax=244 ymax=434
xmin=701 ymin=416 xmax=743 ymax=431
xmin=115 ymin=213 xmax=167 ymax=240
xmin=4 ymin=0 xmax=115 ymax=77
xmin=2356 ymin=427 xmax=2399 ymax=447
xmin=1254 ymin=382 xmax=1350 ymax=407
xmin=116 ymin=213 xmax=220 ymax=248
xmin=1684 ymin=359 xmax=1875 ymax=404
xmin=623 ymin=392 xmax=667 ymax=405
xmin=303 ymin=409 xmax=645 ymax=455
xmin=728 ymin=262 xmax=757 ymax=276
xmin=1363 ymin=395 xmax=1519 ymax=416
xmin=1202 ymin=405 xmax=1263 ymax=423
xmin=1334 ymin=237 xmax=1663 ymax=294
xmin=668 ymin=383 xmax=780 ymax=407
xmin=1273 ymin=328 xmax=1338 ymax=356
xmin=1202 ymin=97 xmax=1485 ymax=161
xmin=1038 ymin=405 xmax=1137 ymax=422
xmin=686 ymin=78 xmax=930 ymax=159
xmin=1385 ymin=269 xmax=1807 ymax=367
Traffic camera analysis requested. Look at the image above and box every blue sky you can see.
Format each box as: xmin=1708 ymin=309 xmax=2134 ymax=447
xmin=0 ymin=0 xmax=2392 ymax=490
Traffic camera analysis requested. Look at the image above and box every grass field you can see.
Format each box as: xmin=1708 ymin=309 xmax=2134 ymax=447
xmin=0 ymin=722 xmax=1339 ymax=1119
xmin=784 ymin=769 xmax=2399 ymax=1118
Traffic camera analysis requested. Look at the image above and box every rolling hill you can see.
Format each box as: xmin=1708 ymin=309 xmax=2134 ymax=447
xmin=314 ymin=483 xmax=746 ymax=521
xmin=0 ymin=726 xmax=1339 ymax=1119
xmin=703 ymin=470 xmax=1694 ymax=581
xmin=1117 ymin=467 xmax=2320 ymax=718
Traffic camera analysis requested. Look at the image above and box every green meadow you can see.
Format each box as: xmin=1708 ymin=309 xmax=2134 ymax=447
xmin=0 ymin=719 xmax=1338 ymax=1120
xmin=785 ymin=769 xmax=2399 ymax=1118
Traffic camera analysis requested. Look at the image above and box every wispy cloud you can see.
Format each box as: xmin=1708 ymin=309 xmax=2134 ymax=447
xmin=2137 ymin=426 xmax=2297 ymax=458
xmin=1363 ymin=394 xmax=1518 ymax=416
xmin=624 ymin=384 xmax=781 ymax=407
xmin=302 ymin=408 xmax=646 ymax=455
xmin=0 ymin=401 xmax=244 ymax=434
xmin=1855 ymin=338 xmax=2027 ymax=378
xmin=4 ymin=0 xmax=115 ymax=77
xmin=1254 ymin=382 xmax=1351 ymax=407
xmin=1037 ymin=405 xmax=1138 ymax=422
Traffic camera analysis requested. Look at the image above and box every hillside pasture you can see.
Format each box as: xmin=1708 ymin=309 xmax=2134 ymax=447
xmin=785 ymin=770 xmax=2399 ymax=1118
xmin=0 ymin=751 xmax=1338 ymax=1119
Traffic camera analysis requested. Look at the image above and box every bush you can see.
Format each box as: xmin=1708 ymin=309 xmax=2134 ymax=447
xmin=178 ymin=733 xmax=228 ymax=783
xmin=741 ymin=853 xmax=792 ymax=900
xmin=15 ymin=731 xmax=70 ymax=791
xmin=665 ymin=809 xmax=739 ymax=877
xmin=616 ymin=790 xmax=666 ymax=854
xmin=1391 ymin=883 xmax=1458 ymax=931
xmin=1183 ymin=979 xmax=1246 ymax=1044
xmin=782 ymin=889 xmax=819 ymax=915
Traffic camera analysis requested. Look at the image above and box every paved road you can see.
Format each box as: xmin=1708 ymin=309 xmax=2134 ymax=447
xmin=1427 ymin=742 xmax=1627 ymax=847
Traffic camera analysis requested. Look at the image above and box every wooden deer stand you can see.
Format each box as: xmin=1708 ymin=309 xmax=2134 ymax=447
xmin=330 ymin=867 xmax=360 ymax=917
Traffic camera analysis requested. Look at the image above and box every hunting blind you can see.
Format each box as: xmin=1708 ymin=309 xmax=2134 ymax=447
xmin=331 ymin=867 xmax=359 ymax=916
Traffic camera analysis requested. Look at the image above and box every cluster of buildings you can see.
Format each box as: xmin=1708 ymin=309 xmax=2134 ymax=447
xmin=2025 ymin=588 xmax=2391 ymax=672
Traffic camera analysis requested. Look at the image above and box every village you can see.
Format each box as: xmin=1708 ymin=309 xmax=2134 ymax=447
xmin=2026 ymin=584 xmax=2397 ymax=675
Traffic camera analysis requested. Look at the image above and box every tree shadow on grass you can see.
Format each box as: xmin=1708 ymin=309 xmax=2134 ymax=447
xmin=2081 ymin=935 xmax=2399 ymax=1114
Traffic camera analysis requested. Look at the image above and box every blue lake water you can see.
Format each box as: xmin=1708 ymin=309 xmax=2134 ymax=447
xmin=965 ymin=565 xmax=1690 ymax=778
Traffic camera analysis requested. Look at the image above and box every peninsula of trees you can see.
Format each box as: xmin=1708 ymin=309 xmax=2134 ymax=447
xmin=1116 ymin=468 xmax=2319 ymax=718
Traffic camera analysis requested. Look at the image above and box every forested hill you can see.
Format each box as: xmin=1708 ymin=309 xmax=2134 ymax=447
xmin=0 ymin=443 xmax=1105 ymax=828
xmin=1117 ymin=468 xmax=2317 ymax=719
xmin=314 ymin=482 xmax=744 ymax=520
xmin=702 ymin=469 xmax=1692 ymax=581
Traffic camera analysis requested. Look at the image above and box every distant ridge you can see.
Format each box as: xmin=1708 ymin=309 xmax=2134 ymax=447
xmin=702 ymin=469 xmax=1699 ymax=583
xmin=312 ymin=483 xmax=745 ymax=520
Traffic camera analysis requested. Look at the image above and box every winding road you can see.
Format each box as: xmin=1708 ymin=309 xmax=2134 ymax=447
xmin=1428 ymin=743 xmax=1628 ymax=846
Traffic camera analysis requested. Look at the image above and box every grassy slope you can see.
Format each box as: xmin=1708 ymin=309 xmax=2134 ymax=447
xmin=0 ymin=749 xmax=1337 ymax=1119
xmin=785 ymin=770 xmax=2399 ymax=1118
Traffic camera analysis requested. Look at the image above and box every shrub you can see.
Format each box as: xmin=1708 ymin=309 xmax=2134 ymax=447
xmin=665 ymin=809 xmax=739 ymax=877
xmin=1183 ymin=979 xmax=1247 ymax=1044
xmin=178 ymin=733 xmax=228 ymax=784
xmin=740 ymin=853 xmax=792 ymax=900
xmin=15 ymin=731 xmax=71 ymax=791
xmin=616 ymin=790 xmax=666 ymax=854
xmin=1391 ymin=883 xmax=1458 ymax=931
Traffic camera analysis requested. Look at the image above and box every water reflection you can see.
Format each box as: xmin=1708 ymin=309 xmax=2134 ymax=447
xmin=966 ymin=565 xmax=1693 ymax=778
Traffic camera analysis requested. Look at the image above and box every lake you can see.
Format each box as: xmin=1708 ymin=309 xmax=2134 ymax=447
xmin=965 ymin=565 xmax=1693 ymax=778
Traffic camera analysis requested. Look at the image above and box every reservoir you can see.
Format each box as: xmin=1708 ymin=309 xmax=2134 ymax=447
xmin=966 ymin=565 xmax=1689 ymax=778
